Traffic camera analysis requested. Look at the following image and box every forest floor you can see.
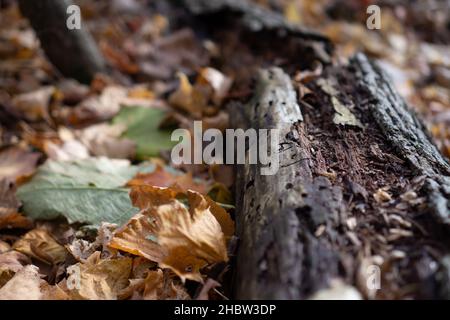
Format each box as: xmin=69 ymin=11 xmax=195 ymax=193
xmin=0 ymin=0 xmax=449 ymax=300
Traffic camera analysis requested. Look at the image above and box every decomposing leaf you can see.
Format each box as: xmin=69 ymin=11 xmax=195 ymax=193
xmin=13 ymin=229 xmax=67 ymax=265
xmin=110 ymin=186 xmax=233 ymax=282
xmin=112 ymin=106 xmax=175 ymax=159
xmin=308 ymin=279 xmax=362 ymax=300
xmin=317 ymin=78 xmax=363 ymax=128
xmin=126 ymin=165 xmax=209 ymax=194
xmin=0 ymin=179 xmax=33 ymax=230
xmin=119 ymin=186 xmax=232 ymax=282
xmin=120 ymin=269 xmax=190 ymax=300
xmin=0 ymin=250 xmax=31 ymax=288
xmin=67 ymin=252 xmax=132 ymax=300
xmin=0 ymin=265 xmax=42 ymax=300
xmin=331 ymin=97 xmax=363 ymax=128
xmin=44 ymin=140 xmax=90 ymax=162
xmin=10 ymin=86 xmax=54 ymax=121
xmin=17 ymin=158 xmax=154 ymax=225
xmin=77 ymin=123 xmax=136 ymax=159
xmin=0 ymin=146 xmax=40 ymax=183
xmin=197 ymin=67 xmax=233 ymax=106
xmin=58 ymin=85 xmax=158 ymax=126
xmin=168 ymin=68 xmax=232 ymax=117
xmin=141 ymin=269 xmax=189 ymax=300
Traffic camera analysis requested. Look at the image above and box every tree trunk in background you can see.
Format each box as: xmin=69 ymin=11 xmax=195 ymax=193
xmin=230 ymin=54 xmax=450 ymax=299
xmin=18 ymin=0 xmax=106 ymax=83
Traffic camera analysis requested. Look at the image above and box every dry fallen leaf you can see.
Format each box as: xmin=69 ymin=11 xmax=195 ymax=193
xmin=77 ymin=123 xmax=136 ymax=159
xmin=109 ymin=213 xmax=163 ymax=263
xmin=0 ymin=147 xmax=40 ymax=183
xmin=331 ymin=97 xmax=363 ymax=129
xmin=112 ymin=186 xmax=232 ymax=282
xmin=13 ymin=229 xmax=67 ymax=265
xmin=168 ymin=73 xmax=201 ymax=116
xmin=0 ymin=179 xmax=33 ymax=230
xmin=10 ymin=86 xmax=54 ymax=121
xmin=118 ymin=269 xmax=189 ymax=300
xmin=0 ymin=241 xmax=10 ymax=254
xmin=0 ymin=250 xmax=31 ymax=288
xmin=0 ymin=265 xmax=42 ymax=300
xmin=40 ymin=282 xmax=71 ymax=300
xmin=126 ymin=165 xmax=209 ymax=194
xmin=169 ymin=68 xmax=232 ymax=117
xmin=197 ymin=67 xmax=233 ymax=106
xmin=68 ymin=252 xmax=132 ymax=300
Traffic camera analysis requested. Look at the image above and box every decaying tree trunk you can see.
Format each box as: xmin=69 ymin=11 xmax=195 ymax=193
xmin=18 ymin=0 xmax=106 ymax=83
xmin=230 ymin=54 xmax=450 ymax=299
xmin=174 ymin=0 xmax=450 ymax=300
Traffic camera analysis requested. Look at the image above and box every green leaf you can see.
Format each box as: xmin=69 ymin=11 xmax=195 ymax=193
xmin=112 ymin=107 xmax=175 ymax=160
xmin=16 ymin=158 xmax=155 ymax=226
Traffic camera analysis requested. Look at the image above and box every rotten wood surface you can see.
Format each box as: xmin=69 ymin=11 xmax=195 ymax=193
xmin=230 ymin=54 xmax=450 ymax=299
xmin=18 ymin=0 xmax=106 ymax=83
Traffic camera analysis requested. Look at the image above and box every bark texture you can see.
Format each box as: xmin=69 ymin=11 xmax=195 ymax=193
xmin=230 ymin=54 xmax=450 ymax=299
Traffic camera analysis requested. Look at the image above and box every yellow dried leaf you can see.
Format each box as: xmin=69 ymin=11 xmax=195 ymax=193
xmin=13 ymin=229 xmax=67 ymax=265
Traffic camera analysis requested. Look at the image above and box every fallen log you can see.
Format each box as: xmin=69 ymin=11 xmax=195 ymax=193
xmin=230 ymin=54 xmax=450 ymax=299
xmin=18 ymin=0 xmax=106 ymax=83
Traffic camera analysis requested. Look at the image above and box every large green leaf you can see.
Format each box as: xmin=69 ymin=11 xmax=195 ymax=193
xmin=16 ymin=158 xmax=155 ymax=226
xmin=112 ymin=107 xmax=175 ymax=160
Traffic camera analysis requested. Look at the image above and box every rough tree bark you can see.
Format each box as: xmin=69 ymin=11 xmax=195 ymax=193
xmin=18 ymin=0 xmax=106 ymax=83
